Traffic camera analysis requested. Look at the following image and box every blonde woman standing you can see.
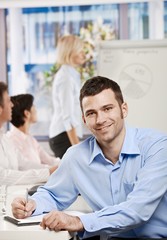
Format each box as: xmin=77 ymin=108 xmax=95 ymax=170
xmin=49 ymin=35 xmax=86 ymax=158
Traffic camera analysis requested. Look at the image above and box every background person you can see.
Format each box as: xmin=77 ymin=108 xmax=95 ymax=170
xmin=49 ymin=35 xmax=85 ymax=158
xmin=7 ymin=94 xmax=60 ymax=170
xmin=0 ymin=81 xmax=57 ymax=185
xmin=12 ymin=76 xmax=167 ymax=239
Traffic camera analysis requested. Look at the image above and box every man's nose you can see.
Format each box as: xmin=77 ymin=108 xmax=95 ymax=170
xmin=96 ymin=112 xmax=105 ymax=124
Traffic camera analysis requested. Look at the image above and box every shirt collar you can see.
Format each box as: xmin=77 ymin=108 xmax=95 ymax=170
xmin=0 ymin=127 xmax=4 ymax=139
xmin=10 ymin=125 xmax=28 ymax=140
xmin=88 ymin=126 xmax=140 ymax=164
xmin=0 ymin=126 xmax=6 ymax=136
xmin=121 ymin=126 xmax=140 ymax=155
xmin=89 ymin=137 xmax=105 ymax=164
xmin=61 ymin=64 xmax=80 ymax=79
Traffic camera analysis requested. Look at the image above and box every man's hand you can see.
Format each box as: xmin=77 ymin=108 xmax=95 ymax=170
xmin=11 ymin=197 xmax=36 ymax=219
xmin=40 ymin=210 xmax=84 ymax=232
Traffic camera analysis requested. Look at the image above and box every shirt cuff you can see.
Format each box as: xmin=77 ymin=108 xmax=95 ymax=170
xmin=63 ymin=118 xmax=78 ymax=131
xmin=79 ymin=212 xmax=101 ymax=232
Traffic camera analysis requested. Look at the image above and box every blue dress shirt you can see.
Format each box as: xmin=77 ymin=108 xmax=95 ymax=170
xmin=32 ymin=126 xmax=167 ymax=239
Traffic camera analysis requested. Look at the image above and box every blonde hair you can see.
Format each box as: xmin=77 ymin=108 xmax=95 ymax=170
xmin=56 ymin=35 xmax=84 ymax=65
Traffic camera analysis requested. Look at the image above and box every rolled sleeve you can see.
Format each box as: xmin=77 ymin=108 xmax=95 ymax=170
xmin=63 ymin=117 xmax=78 ymax=131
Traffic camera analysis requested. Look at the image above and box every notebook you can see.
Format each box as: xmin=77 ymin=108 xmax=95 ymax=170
xmin=4 ymin=211 xmax=85 ymax=226
xmin=4 ymin=213 xmax=47 ymax=226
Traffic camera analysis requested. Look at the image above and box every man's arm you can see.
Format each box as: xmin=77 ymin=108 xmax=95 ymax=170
xmin=0 ymin=167 xmax=50 ymax=185
xmin=0 ymin=134 xmax=51 ymax=185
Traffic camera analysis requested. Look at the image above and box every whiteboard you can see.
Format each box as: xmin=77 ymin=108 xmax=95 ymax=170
xmin=97 ymin=39 xmax=167 ymax=133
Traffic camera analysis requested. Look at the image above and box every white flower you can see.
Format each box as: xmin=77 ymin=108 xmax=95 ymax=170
xmin=79 ymin=18 xmax=116 ymax=81
xmin=44 ymin=18 xmax=116 ymax=86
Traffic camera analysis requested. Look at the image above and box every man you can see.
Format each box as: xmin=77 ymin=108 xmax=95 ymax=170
xmin=12 ymin=76 xmax=167 ymax=239
xmin=0 ymin=81 xmax=57 ymax=185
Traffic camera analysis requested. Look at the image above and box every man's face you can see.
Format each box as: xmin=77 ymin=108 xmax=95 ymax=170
xmin=82 ymin=89 xmax=128 ymax=146
xmin=0 ymin=91 xmax=13 ymax=125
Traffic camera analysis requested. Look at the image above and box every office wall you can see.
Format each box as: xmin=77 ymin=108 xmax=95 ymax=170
xmin=97 ymin=39 xmax=167 ymax=133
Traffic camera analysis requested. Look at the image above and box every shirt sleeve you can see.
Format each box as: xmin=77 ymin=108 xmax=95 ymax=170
xmin=34 ymin=137 xmax=60 ymax=166
xmin=79 ymin=138 xmax=167 ymax=238
xmin=0 ymin=135 xmax=50 ymax=185
xmin=0 ymin=167 xmax=50 ymax=185
xmin=29 ymin=137 xmax=167 ymax=238
xmin=30 ymin=155 xmax=79 ymax=215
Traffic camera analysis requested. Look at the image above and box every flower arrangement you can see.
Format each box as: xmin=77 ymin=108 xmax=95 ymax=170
xmin=79 ymin=17 xmax=116 ymax=83
xmin=43 ymin=17 xmax=116 ymax=87
xmin=43 ymin=63 xmax=60 ymax=88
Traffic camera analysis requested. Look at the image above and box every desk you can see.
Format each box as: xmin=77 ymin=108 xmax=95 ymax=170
xmin=0 ymin=185 xmax=91 ymax=240
xmin=0 ymin=216 xmax=72 ymax=240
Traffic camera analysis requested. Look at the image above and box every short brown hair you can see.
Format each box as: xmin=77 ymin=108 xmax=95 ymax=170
xmin=80 ymin=76 xmax=124 ymax=112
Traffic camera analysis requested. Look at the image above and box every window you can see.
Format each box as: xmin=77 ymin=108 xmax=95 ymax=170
xmin=164 ymin=1 xmax=167 ymax=38
xmin=128 ymin=2 xmax=148 ymax=39
xmin=6 ymin=4 xmax=119 ymax=137
xmin=1 ymin=0 xmax=165 ymax=137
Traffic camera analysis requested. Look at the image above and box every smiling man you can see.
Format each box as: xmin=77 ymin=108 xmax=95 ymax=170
xmin=12 ymin=76 xmax=167 ymax=239
xmin=81 ymin=85 xmax=128 ymax=165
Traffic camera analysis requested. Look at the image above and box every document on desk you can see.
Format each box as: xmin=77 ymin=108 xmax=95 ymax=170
xmin=4 ymin=211 xmax=86 ymax=226
xmin=4 ymin=213 xmax=47 ymax=226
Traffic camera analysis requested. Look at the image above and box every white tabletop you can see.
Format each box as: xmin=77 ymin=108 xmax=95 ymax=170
xmin=0 ymin=216 xmax=72 ymax=240
xmin=0 ymin=184 xmax=91 ymax=240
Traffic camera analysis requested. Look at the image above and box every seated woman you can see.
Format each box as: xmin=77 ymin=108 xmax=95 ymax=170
xmin=6 ymin=93 xmax=60 ymax=170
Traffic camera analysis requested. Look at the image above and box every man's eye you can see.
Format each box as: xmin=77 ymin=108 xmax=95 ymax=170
xmin=86 ymin=112 xmax=95 ymax=117
xmin=104 ymin=107 xmax=112 ymax=111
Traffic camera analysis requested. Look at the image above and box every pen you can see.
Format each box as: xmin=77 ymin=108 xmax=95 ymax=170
xmin=24 ymin=188 xmax=29 ymax=217
xmin=26 ymin=188 xmax=28 ymax=203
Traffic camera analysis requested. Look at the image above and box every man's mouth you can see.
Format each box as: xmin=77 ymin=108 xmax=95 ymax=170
xmin=96 ymin=124 xmax=112 ymax=131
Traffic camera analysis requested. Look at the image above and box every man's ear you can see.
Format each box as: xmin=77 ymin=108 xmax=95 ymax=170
xmin=0 ymin=106 xmax=2 ymax=115
xmin=122 ymin=102 xmax=128 ymax=119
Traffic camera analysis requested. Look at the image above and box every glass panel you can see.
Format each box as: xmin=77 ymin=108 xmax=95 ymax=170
xmin=128 ymin=2 xmax=149 ymax=39
xmin=164 ymin=1 xmax=167 ymax=38
xmin=6 ymin=4 xmax=119 ymax=137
